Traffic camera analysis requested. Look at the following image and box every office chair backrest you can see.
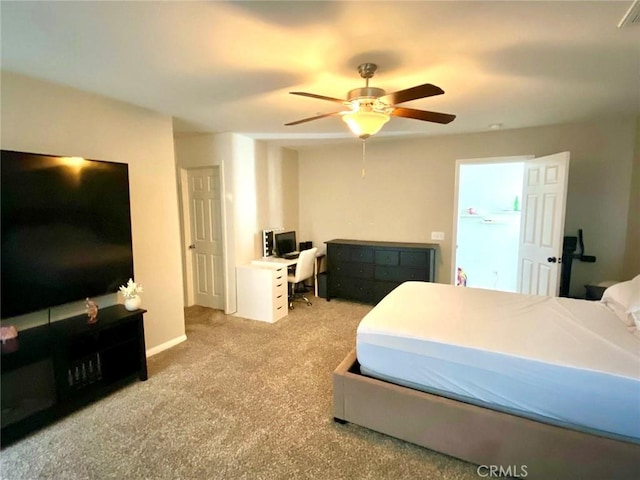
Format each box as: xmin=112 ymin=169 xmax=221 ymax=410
xmin=292 ymin=247 xmax=318 ymax=283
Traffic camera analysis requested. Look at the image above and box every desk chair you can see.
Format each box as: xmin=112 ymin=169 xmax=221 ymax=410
xmin=287 ymin=247 xmax=318 ymax=309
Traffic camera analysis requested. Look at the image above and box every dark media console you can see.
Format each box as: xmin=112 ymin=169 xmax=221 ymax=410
xmin=1 ymin=305 xmax=147 ymax=446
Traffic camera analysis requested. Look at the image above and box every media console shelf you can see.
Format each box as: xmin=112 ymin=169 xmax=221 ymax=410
xmin=1 ymin=305 xmax=147 ymax=446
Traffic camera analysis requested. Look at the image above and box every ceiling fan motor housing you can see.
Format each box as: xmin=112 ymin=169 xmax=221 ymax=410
xmin=347 ymin=87 xmax=386 ymax=102
xmin=357 ymin=63 xmax=378 ymax=79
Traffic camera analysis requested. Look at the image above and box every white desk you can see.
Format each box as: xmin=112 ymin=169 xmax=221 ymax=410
xmin=236 ymin=253 xmax=326 ymax=323
xmin=251 ymin=256 xmax=297 ymax=268
xmin=236 ymin=263 xmax=288 ymax=323
xmin=251 ymin=253 xmax=325 ymax=297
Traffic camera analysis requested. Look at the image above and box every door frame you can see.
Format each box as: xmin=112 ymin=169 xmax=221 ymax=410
xmin=179 ymin=165 xmax=226 ymax=309
xmin=451 ymin=155 xmax=534 ymax=287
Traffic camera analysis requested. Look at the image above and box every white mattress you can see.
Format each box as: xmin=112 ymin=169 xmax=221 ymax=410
xmin=356 ymin=282 xmax=640 ymax=441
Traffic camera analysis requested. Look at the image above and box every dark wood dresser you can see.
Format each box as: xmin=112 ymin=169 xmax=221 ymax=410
xmin=325 ymin=239 xmax=437 ymax=304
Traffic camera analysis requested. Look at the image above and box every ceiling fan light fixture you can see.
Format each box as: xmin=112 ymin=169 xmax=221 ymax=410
xmin=286 ymin=62 xmax=455 ymax=135
xmin=342 ymin=110 xmax=390 ymax=139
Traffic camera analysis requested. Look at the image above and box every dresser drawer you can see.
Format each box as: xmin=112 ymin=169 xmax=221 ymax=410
xmin=349 ymin=247 xmax=373 ymax=263
xmin=375 ymin=266 xmax=429 ymax=282
xmin=327 ymin=244 xmax=351 ymax=264
xmin=375 ymin=249 xmax=399 ymax=266
xmin=374 ymin=281 xmax=401 ymax=302
xmin=333 ymin=262 xmax=374 ymax=279
xmin=400 ymin=250 xmax=431 ymax=267
xmin=330 ymin=276 xmax=374 ymax=303
xmin=328 ymin=244 xmax=373 ymax=266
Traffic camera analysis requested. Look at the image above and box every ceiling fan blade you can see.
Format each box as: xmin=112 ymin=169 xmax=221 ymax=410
xmin=380 ymin=83 xmax=444 ymax=105
xmin=285 ymin=111 xmax=342 ymax=126
xmin=391 ymin=107 xmax=456 ymax=124
xmin=290 ymin=92 xmax=347 ymax=105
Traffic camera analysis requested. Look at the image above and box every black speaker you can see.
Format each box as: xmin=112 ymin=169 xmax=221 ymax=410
xmin=299 ymin=241 xmax=312 ymax=251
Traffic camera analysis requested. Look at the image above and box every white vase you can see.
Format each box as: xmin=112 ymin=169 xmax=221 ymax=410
xmin=124 ymin=295 xmax=142 ymax=311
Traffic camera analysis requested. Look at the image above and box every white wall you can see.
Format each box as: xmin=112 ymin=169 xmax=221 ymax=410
xmin=1 ymin=71 xmax=186 ymax=354
xmin=298 ymin=118 xmax=638 ymax=297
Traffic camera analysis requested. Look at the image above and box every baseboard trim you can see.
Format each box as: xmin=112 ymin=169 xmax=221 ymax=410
xmin=146 ymin=334 xmax=187 ymax=357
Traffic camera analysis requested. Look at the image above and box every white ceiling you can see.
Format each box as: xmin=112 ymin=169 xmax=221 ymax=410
xmin=1 ymin=1 xmax=639 ymax=148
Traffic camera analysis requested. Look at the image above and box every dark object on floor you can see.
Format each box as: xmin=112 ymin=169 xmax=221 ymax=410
xmin=560 ymin=229 xmax=596 ymax=297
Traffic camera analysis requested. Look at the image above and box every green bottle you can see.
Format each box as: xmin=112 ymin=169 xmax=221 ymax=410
xmin=514 ymin=195 xmax=520 ymax=211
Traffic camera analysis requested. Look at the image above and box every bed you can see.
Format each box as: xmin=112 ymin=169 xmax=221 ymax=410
xmin=333 ymin=279 xmax=640 ymax=479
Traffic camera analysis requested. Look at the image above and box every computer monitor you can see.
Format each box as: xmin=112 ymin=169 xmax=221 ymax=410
xmin=275 ymin=231 xmax=297 ymax=257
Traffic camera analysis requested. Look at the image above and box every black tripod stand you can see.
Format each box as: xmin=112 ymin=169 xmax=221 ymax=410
xmin=560 ymin=229 xmax=596 ymax=297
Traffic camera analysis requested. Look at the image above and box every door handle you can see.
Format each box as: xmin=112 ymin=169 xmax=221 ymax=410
xmin=547 ymin=256 xmax=557 ymax=263
xmin=188 ymin=244 xmax=196 ymax=250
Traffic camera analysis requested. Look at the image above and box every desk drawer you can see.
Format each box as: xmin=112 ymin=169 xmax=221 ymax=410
xmin=273 ymin=277 xmax=287 ymax=295
xmin=273 ymin=294 xmax=288 ymax=320
xmin=272 ymin=267 xmax=287 ymax=282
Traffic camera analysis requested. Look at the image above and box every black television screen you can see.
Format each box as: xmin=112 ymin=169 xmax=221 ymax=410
xmin=275 ymin=231 xmax=297 ymax=256
xmin=1 ymin=150 xmax=134 ymax=319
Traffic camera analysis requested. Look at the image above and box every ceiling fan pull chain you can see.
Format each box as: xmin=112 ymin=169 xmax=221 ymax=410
xmin=361 ymin=139 xmax=366 ymax=178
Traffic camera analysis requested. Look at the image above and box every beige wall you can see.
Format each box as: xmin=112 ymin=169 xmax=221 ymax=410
xmin=298 ymin=118 xmax=638 ymax=297
xmin=623 ymin=117 xmax=640 ymax=279
xmin=1 ymin=71 xmax=186 ymax=354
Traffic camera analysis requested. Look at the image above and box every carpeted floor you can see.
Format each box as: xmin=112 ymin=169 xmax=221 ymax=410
xmin=0 ymin=295 xmax=479 ymax=479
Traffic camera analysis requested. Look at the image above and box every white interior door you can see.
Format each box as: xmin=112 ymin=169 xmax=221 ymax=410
xmin=188 ymin=167 xmax=224 ymax=309
xmin=517 ymin=152 xmax=570 ymax=296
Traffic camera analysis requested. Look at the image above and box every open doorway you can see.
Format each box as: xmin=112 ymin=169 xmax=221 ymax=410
xmin=453 ymin=153 xmax=570 ymax=296
xmin=453 ymin=157 xmax=528 ymax=292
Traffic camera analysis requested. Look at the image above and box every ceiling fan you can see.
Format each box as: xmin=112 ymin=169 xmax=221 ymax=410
xmin=285 ymin=63 xmax=456 ymax=139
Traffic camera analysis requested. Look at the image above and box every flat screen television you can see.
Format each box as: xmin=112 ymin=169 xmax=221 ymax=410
xmin=1 ymin=150 xmax=134 ymax=319
xmin=275 ymin=231 xmax=297 ymax=257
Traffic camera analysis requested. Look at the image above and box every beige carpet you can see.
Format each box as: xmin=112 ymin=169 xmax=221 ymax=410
xmin=0 ymin=295 xmax=479 ymax=479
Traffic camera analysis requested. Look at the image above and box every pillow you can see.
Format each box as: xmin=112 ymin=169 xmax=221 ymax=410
xmin=603 ymin=299 xmax=635 ymax=327
xmin=601 ymin=275 xmax=640 ymax=327
xmin=633 ymin=310 xmax=640 ymax=332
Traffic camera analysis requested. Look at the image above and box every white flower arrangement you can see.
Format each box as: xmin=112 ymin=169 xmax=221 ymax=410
xmin=119 ymin=278 xmax=143 ymax=299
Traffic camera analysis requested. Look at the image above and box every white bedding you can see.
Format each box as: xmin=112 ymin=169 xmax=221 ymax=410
xmin=356 ymin=282 xmax=640 ymax=441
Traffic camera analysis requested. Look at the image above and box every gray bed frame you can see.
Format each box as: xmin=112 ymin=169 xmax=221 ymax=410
xmin=333 ymin=349 xmax=640 ymax=480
